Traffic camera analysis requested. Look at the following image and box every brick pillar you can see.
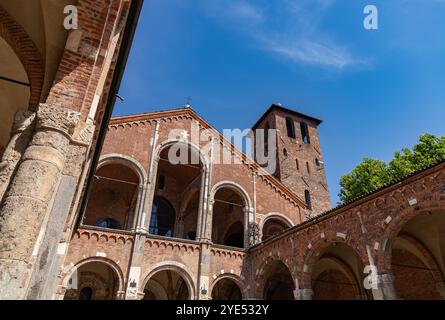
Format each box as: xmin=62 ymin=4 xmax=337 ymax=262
xmin=0 ymin=109 xmax=36 ymax=202
xmin=197 ymin=243 xmax=212 ymax=300
xmin=0 ymin=103 xmax=79 ymax=300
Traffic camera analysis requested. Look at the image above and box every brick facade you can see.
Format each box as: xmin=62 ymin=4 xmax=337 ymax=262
xmin=59 ymin=107 xmax=445 ymax=300
xmin=0 ymin=0 xmax=443 ymax=301
xmin=252 ymin=104 xmax=332 ymax=216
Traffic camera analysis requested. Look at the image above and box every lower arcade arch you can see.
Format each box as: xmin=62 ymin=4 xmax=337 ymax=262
xmin=211 ymin=277 xmax=243 ymax=300
xmin=142 ymin=267 xmax=194 ymax=300
xmin=388 ymin=210 xmax=445 ymax=300
xmin=63 ymin=260 xmax=123 ymax=300
xmin=310 ymin=242 xmax=368 ymax=300
xmin=262 ymin=260 xmax=295 ymax=300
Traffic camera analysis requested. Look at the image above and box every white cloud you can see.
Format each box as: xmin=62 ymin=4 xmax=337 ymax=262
xmin=229 ymin=2 xmax=264 ymax=23
xmin=203 ymin=0 xmax=361 ymax=70
xmin=269 ymin=40 xmax=355 ymax=69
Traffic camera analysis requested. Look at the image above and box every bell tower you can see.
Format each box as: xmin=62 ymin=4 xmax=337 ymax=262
xmin=252 ymin=103 xmax=331 ymax=216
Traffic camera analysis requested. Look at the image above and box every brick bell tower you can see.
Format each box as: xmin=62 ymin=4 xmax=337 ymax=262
xmin=252 ymin=103 xmax=331 ymax=216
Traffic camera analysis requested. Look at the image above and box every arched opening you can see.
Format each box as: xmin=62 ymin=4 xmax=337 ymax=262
xmin=83 ymin=163 xmax=140 ymax=231
xmin=311 ymin=242 xmax=367 ymax=300
xmin=143 ymin=270 xmax=191 ymax=300
xmin=212 ymin=186 xmax=246 ymax=248
xmin=150 ymin=143 xmax=204 ymax=240
xmin=262 ymin=217 xmax=291 ymax=242
xmin=211 ymin=278 xmax=242 ymax=300
xmin=300 ymin=122 xmax=310 ymax=144
xmin=286 ymin=117 xmax=296 ymax=139
xmin=0 ymin=36 xmax=31 ymax=158
xmin=64 ymin=261 xmax=120 ymax=300
xmin=149 ymin=196 xmax=176 ymax=236
xmin=263 ymin=260 xmax=295 ymax=300
xmin=305 ymin=190 xmax=312 ymax=210
xmin=390 ymin=210 xmax=445 ymax=300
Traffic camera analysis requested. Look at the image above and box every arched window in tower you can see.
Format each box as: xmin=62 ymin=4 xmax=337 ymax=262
xmin=306 ymin=161 xmax=310 ymax=175
xmin=296 ymin=158 xmax=299 ymax=171
xmin=300 ymin=122 xmax=310 ymax=144
xmin=315 ymin=158 xmax=320 ymax=167
xmin=149 ymin=196 xmax=176 ymax=236
xmin=286 ymin=117 xmax=296 ymax=138
xmin=283 ymin=148 xmax=288 ymax=156
xmin=305 ymin=190 xmax=312 ymax=210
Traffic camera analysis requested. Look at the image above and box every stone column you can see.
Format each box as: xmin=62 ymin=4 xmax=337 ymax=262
xmin=245 ymin=207 xmax=257 ymax=248
xmin=372 ymin=273 xmax=397 ymax=300
xmin=295 ymin=288 xmax=314 ymax=300
xmin=198 ymin=198 xmax=214 ymax=242
xmin=130 ymin=184 xmax=144 ymax=232
xmin=0 ymin=109 xmax=36 ymax=202
xmin=196 ymin=165 xmax=211 ymax=243
xmin=175 ymin=214 xmax=185 ymax=238
xmin=0 ymin=103 xmax=79 ymax=300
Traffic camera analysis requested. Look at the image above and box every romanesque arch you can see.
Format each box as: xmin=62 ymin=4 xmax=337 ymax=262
xmin=82 ymin=157 xmax=143 ymax=231
xmin=210 ymin=274 xmax=245 ymax=300
xmin=303 ymin=241 xmax=368 ymax=300
xmin=210 ymin=181 xmax=252 ymax=248
xmin=260 ymin=213 xmax=293 ymax=242
xmin=0 ymin=5 xmax=44 ymax=159
xmin=98 ymin=154 xmax=148 ymax=184
xmin=62 ymin=257 xmax=125 ymax=300
xmin=140 ymin=262 xmax=196 ymax=300
xmin=260 ymin=259 xmax=295 ymax=300
xmin=0 ymin=5 xmax=44 ymax=109
xmin=379 ymin=208 xmax=445 ymax=299
xmin=148 ymin=140 xmax=209 ymax=240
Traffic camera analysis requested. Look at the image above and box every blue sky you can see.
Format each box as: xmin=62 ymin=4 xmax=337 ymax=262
xmin=114 ymin=0 xmax=445 ymax=204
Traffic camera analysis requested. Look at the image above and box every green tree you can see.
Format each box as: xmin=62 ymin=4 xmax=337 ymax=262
xmin=388 ymin=134 xmax=445 ymax=180
xmin=338 ymin=134 xmax=445 ymax=204
xmin=338 ymin=158 xmax=390 ymax=203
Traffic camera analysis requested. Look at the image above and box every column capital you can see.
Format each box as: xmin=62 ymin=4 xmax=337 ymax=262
xmin=36 ymin=103 xmax=80 ymax=139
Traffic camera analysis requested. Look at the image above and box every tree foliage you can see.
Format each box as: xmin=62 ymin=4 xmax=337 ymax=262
xmin=338 ymin=134 xmax=445 ymax=203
